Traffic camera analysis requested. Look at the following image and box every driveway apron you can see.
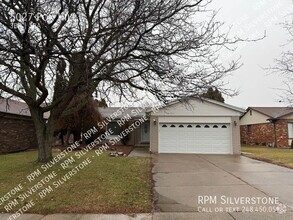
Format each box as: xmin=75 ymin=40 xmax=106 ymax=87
xmin=152 ymin=154 xmax=293 ymax=213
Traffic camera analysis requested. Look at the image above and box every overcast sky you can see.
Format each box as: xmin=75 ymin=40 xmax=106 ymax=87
xmin=110 ymin=0 xmax=293 ymax=108
xmin=211 ymin=0 xmax=293 ymax=108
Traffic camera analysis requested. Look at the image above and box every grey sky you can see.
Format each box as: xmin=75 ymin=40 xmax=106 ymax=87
xmin=211 ymin=0 xmax=293 ymax=108
xmin=110 ymin=0 xmax=293 ymax=108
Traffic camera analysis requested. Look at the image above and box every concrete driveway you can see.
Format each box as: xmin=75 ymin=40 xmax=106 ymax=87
xmin=153 ymin=154 xmax=293 ymax=217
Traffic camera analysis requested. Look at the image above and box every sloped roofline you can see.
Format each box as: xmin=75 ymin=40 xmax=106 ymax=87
xmin=244 ymin=107 xmax=272 ymax=118
xmin=0 ymin=98 xmax=31 ymax=117
xmin=242 ymin=107 xmax=293 ymax=119
xmin=147 ymin=96 xmax=245 ymax=113
xmin=279 ymin=111 xmax=293 ymax=118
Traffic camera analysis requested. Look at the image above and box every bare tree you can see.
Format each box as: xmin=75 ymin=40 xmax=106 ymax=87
xmin=272 ymin=13 xmax=293 ymax=105
xmin=0 ymin=0 xmax=240 ymax=162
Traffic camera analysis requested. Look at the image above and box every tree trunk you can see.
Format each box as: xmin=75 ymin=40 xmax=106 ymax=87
xmin=30 ymin=108 xmax=54 ymax=163
xmin=35 ymin=124 xmax=53 ymax=163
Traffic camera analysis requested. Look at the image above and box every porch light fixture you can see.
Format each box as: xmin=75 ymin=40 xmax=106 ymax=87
xmin=153 ymin=119 xmax=156 ymax=125
xmin=234 ymin=121 xmax=237 ymax=126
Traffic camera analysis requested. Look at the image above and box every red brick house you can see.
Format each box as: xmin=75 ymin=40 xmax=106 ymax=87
xmin=0 ymin=98 xmax=38 ymax=153
xmin=240 ymin=107 xmax=293 ymax=148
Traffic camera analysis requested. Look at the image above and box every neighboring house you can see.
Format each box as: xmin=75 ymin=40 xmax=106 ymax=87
xmin=149 ymin=97 xmax=245 ymax=154
xmin=0 ymin=98 xmax=38 ymax=154
xmin=97 ymin=107 xmax=150 ymax=147
xmin=240 ymin=107 xmax=293 ymax=147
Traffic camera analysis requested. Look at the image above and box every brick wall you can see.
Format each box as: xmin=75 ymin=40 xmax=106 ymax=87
xmin=275 ymin=120 xmax=290 ymax=147
xmin=0 ymin=113 xmax=38 ymax=154
xmin=240 ymin=119 xmax=291 ymax=147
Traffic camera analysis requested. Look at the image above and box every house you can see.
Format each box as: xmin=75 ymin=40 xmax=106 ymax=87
xmin=240 ymin=107 xmax=293 ymax=147
xmin=149 ymin=97 xmax=245 ymax=154
xmin=97 ymin=97 xmax=244 ymax=154
xmin=0 ymin=98 xmax=38 ymax=154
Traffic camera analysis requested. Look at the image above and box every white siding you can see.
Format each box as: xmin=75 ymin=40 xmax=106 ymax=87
xmin=240 ymin=109 xmax=269 ymax=125
xmin=152 ymin=98 xmax=243 ymax=117
xmin=280 ymin=113 xmax=293 ymax=120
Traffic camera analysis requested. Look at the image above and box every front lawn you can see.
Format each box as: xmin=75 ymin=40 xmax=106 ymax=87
xmin=0 ymin=149 xmax=152 ymax=214
xmin=241 ymin=145 xmax=293 ymax=169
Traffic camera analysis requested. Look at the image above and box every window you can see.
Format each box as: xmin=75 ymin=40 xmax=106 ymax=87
xmin=162 ymin=124 xmax=167 ymax=128
xmin=288 ymin=123 xmax=293 ymax=138
xmin=187 ymin=125 xmax=192 ymax=128
xmin=222 ymin=125 xmax=227 ymax=128
xmin=204 ymin=125 xmax=209 ymax=128
xmin=247 ymin=125 xmax=252 ymax=132
xmin=179 ymin=125 xmax=184 ymax=128
xmin=108 ymin=121 xmax=122 ymax=135
xmin=170 ymin=124 xmax=176 ymax=128
xmin=213 ymin=125 xmax=218 ymax=128
xmin=249 ymin=110 xmax=252 ymax=116
xmin=196 ymin=125 xmax=201 ymax=128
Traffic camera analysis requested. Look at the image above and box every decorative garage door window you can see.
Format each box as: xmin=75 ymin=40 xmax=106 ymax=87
xmin=161 ymin=124 xmax=228 ymax=128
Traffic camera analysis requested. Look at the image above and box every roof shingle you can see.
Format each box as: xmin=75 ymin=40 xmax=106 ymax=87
xmin=0 ymin=98 xmax=31 ymax=117
xmin=249 ymin=107 xmax=293 ymax=119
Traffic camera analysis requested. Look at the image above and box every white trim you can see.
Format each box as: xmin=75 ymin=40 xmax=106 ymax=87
xmin=148 ymin=96 xmax=245 ymax=114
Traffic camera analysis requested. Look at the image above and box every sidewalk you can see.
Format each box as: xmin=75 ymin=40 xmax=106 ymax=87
xmin=1 ymin=212 xmax=293 ymax=220
xmin=128 ymin=147 xmax=151 ymax=157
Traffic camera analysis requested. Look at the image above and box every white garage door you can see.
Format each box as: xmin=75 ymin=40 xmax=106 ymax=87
xmin=159 ymin=123 xmax=231 ymax=154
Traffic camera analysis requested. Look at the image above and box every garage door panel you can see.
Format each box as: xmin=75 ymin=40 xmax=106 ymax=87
xmin=159 ymin=123 xmax=231 ymax=154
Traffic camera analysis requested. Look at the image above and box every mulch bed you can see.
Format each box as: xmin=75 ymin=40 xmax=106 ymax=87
xmin=54 ymin=143 xmax=134 ymax=156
